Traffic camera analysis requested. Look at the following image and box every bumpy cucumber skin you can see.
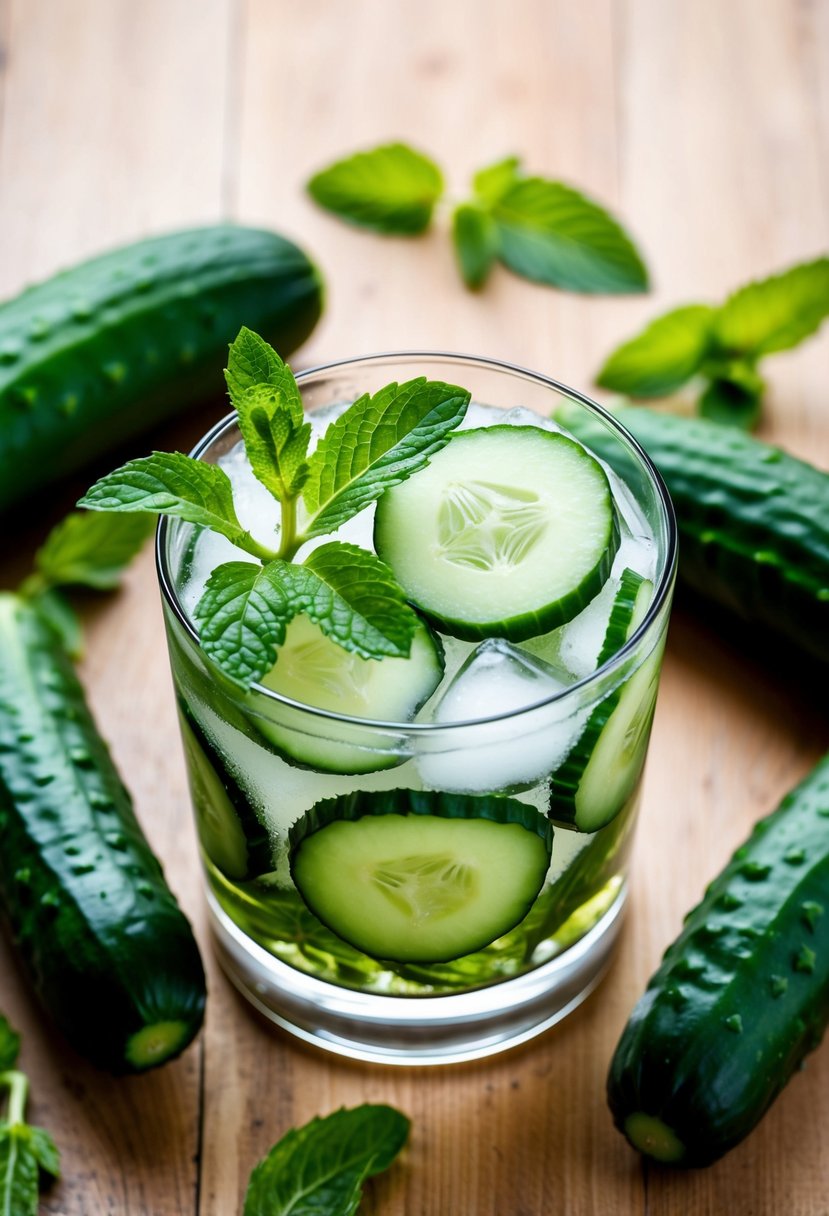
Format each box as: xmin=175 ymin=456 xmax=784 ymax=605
xmin=592 ymin=408 xmax=829 ymax=663
xmin=0 ymin=225 xmax=323 ymax=511
xmin=0 ymin=594 xmax=206 ymax=1072
xmin=607 ymin=754 xmax=829 ymax=1167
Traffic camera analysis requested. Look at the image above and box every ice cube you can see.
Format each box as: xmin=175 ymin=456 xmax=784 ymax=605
xmin=416 ymin=639 xmax=585 ymax=794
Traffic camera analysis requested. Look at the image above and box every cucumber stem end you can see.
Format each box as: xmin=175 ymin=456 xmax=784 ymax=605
xmin=623 ymin=1112 xmax=686 ymax=1163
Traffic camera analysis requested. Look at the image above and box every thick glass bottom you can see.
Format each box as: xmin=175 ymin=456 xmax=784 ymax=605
xmin=207 ymin=881 xmax=627 ymax=1065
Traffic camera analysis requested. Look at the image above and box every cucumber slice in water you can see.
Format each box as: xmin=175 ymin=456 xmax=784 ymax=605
xmin=549 ymin=570 xmax=658 ymax=834
xmin=179 ymin=707 xmax=274 ymax=879
xmin=374 ymin=425 xmax=619 ymax=641
xmin=252 ymin=615 xmax=444 ymax=774
xmin=289 ymin=789 xmax=553 ymax=963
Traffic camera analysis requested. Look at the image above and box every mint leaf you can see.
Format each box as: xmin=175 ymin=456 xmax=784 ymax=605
xmin=32 ymin=511 xmax=154 ymax=591
xmin=242 ymin=1105 xmax=410 ymax=1216
xmin=195 ymin=545 xmax=416 ymax=686
xmin=452 ymin=204 xmax=499 ymax=290
xmin=0 ymin=1016 xmax=20 ymax=1073
xmin=79 ymin=454 xmax=269 ymax=560
xmin=714 ymin=257 xmax=829 ymax=357
xmin=0 ymin=1126 xmax=39 ymax=1216
xmin=473 ymin=156 xmax=521 ymax=206
xmin=307 ymin=143 xmax=444 ymax=235
xmin=225 ymin=327 xmax=303 ymax=426
xmin=299 ymin=542 xmax=417 ymax=658
xmin=31 ymin=590 xmax=83 ymax=658
xmin=596 ymin=305 xmax=716 ymax=397
xmin=302 ymin=378 xmax=470 ymax=538
xmin=698 ymin=363 xmax=765 ymax=430
xmin=233 ymin=383 xmax=311 ymax=500
xmin=26 ymin=1128 xmax=59 ymax=1180
xmin=194 ymin=561 xmax=292 ymax=686
xmin=490 ymin=176 xmax=648 ymax=293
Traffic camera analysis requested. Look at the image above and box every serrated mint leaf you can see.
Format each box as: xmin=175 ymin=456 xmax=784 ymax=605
xmin=0 ymin=1015 xmax=20 ymax=1073
xmin=491 ymin=176 xmax=648 ymax=294
xmin=33 ymin=510 xmax=154 ymax=591
xmin=596 ymin=305 xmax=716 ymax=397
xmin=242 ymin=1104 xmax=410 ymax=1216
xmin=78 ymin=454 xmax=265 ymax=558
xmin=307 ymin=143 xmax=444 ymax=235
xmin=0 ymin=1126 xmax=39 ymax=1216
xmin=300 ymin=543 xmax=416 ymax=659
xmin=713 ymin=257 xmax=829 ymax=357
xmin=194 ymin=561 xmax=293 ymax=687
xmin=31 ymin=590 xmax=83 ymax=658
xmin=195 ymin=546 xmax=416 ymax=686
xmin=225 ymin=328 xmax=304 ymax=426
xmin=452 ymin=204 xmax=499 ymax=290
xmin=302 ymin=378 xmax=470 ymax=538
xmin=27 ymin=1128 xmax=59 ymax=1179
xmin=698 ymin=363 xmax=765 ymax=430
xmin=472 ymin=156 xmax=522 ymax=207
xmin=234 ymin=383 xmax=311 ymax=500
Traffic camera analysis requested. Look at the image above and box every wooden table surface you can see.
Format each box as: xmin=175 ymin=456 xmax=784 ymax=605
xmin=1 ymin=1 xmax=828 ymax=1212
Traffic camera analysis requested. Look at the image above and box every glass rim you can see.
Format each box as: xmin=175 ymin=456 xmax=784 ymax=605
xmin=156 ymin=349 xmax=677 ymax=732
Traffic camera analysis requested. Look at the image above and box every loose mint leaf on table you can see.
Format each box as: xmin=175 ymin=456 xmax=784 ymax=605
xmin=595 ymin=255 xmax=829 ymax=428
xmin=0 ymin=1127 xmax=40 ymax=1216
xmin=78 ymin=453 xmax=271 ymax=560
xmin=714 ymin=257 xmax=829 ymax=357
xmin=596 ymin=305 xmax=716 ymax=397
xmin=302 ymin=377 xmax=471 ymax=538
xmin=29 ymin=589 xmax=84 ymax=658
xmin=243 ymin=1104 xmax=410 ymax=1216
xmin=472 ymin=156 xmax=521 ymax=207
xmin=195 ymin=545 xmax=417 ymax=686
xmin=490 ymin=175 xmax=649 ymax=294
xmin=32 ymin=510 xmax=155 ymax=591
xmin=0 ymin=1014 xmax=20 ymax=1072
xmin=26 ymin=1127 xmax=60 ymax=1179
xmin=452 ymin=204 xmax=499 ymax=290
xmin=307 ymin=143 xmax=444 ymax=235
xmin=698 ymin=364 xmax=765 ymax=431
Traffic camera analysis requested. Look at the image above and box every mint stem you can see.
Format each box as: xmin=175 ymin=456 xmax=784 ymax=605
xmin=1 ymin=1070 xmax=29 ymax=1126
xmin=277 ymin=495 xmax=301 ymax=561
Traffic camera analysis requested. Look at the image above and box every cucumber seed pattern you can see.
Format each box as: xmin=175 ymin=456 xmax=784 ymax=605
xmin=282 ymin=636 xmax=373 ymax=706
xmin=370 ymin=854 xmax=477 ymax=923
xmin=437 ymin=481 xmax=548 ymax=571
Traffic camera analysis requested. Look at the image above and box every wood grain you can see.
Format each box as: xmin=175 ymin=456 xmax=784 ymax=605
xmin=1 ymin=1 xmax=828 ymax=1213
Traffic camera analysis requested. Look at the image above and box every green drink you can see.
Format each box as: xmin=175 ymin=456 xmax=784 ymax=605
xmin=155 ymin=352 xmax=675 ymax=1063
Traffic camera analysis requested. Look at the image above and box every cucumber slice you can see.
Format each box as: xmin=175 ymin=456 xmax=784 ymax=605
xmin=374 ymin=425 xmax=619 ymax=641
xmin=178 ymin=706 xmax=274 ymax=879
xmin=289 ymin=790 xmax=553 ymax=963
xmin=253 ymin=614 xmax=444 ymax=774
xmin=549 ymin=571 xmax=658 ymax=833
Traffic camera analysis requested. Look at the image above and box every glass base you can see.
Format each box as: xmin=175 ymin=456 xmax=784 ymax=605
xmin=207 ymin=883 xmax=628 ymax=1065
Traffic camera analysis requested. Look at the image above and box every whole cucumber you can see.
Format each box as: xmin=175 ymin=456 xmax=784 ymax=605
xmin=573 ymin=407 xmax=829 ymax=664
xmin=0 ymin=593 xmax=205 ymax=1072
xmin=0 ymin=224 xmax=323 ymax=511
xmin=607 ymin=754 xmax=829 ymax=1166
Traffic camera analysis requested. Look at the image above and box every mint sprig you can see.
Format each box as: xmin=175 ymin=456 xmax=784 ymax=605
xmin=0 ymin=1012 xmax=61 ymax=1216
xmin=80 ymin=328 xmax=470 ymax=688
xmin=307 ymin=143 xmax=444 ymax=235
xmin=596 ymin=256 xmax=829 ymax=427
xmin=307 ymin=143 xmax=648 ymax=295
xmin=243 ymin=1104 xmax=409 ymax=1216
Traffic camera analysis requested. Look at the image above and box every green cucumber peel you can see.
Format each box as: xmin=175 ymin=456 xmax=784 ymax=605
xmin=0 ymin=1013 xmax=61 ymax=1216
xmin=242 ymin=1104 xmax=409 ymax=1216
xmin=307 ymin=143 xmax=648 ymax=294
xmin=596 ymin=256 xmax=829 ymax=427
xmin=79 ymin=327 xmax=471 ymax=687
